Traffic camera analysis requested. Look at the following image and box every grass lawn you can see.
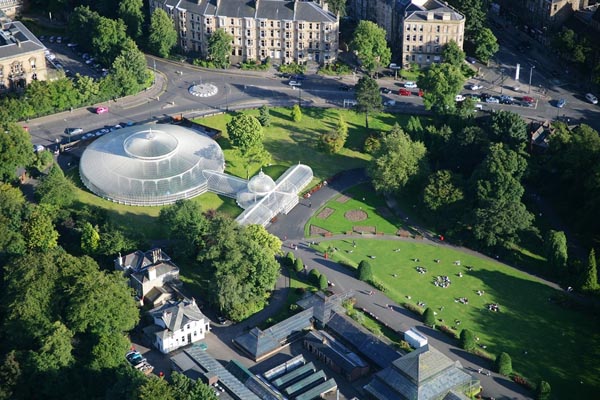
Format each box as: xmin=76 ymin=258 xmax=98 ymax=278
xmin=305 ymin=183 xmax=407 ymax=237
xmin=195 ymin=107 xmax=410 ymax=181
xmin=66 ymin=168 xmax=241 ymax=241
xmin=311 ymin=237 xmax=600 ymax=398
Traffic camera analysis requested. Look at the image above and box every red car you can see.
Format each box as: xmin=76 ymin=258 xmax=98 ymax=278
xmin=417 ymin=89 xmax=424 ymax=97
xmin=521 ymin=96 xmax=535 ymax=104
xmin=399 ymin=88 xmax=411 ymax=96
xmin=95 ymin=106 xmax=109 ymax=114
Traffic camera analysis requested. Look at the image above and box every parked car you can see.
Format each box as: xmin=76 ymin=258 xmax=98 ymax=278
xmin=464 ymin=93 xmax=481 ymax=102
xmin=95 ymin=106 xmax=109 ymax=114
xmin=288 ymin=80 xmax=302 ymax=87
xmin=455 ymin=94 xmax=465 ymax=102
xmin=291 ymin=74 xmax=306 ymax=81
xmin=67 ymin=42 xmax=78 ymax=48
xmin=56 ymin=36 xmax=62 ymax=44
xmin=466 ymin=56 xmax=477 ymax=64
xmin=404 ymin=81 xmax=417 ymax=89
xmin=399 ymin=88 xmax=411 ymax=96
xmin=585 ymin=93 xmax=598 ymax=105
xmin=49 ymin=36 xmax=55 ymax=43
xmin=380 ymin=87 xmax=392 ymax=94
xmin=479 ymin=93 xmax=491 ymax=101
xmin=499 ymin=95 xmax=514 ymax=104
xmin=485 ymin=96 xmax=500 ymax=103
xmin=65 ymin=128 xmax=84 ymax=135
xmin=556 ymin=98 xmax=566 ymax=108
xmin=467 ymin=84 xmax=482 ymax=90
xmin=521 ymin=96 xmax=535 ymax=104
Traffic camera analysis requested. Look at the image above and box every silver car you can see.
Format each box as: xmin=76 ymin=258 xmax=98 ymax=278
xmin=585 ymin=93 xmax=598 ymax=105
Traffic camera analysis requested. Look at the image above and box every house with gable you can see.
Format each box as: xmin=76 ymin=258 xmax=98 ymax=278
xmin=145 ymin=298 xmax=210 ymax=354
xmin=115 ymin=248 xmax=180 ymax=307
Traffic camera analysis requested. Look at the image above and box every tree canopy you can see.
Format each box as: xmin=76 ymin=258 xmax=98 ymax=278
xmin=423 ymin=170 xmax=464 ymax=212
xmin=474 ymin=28 xmax=499 ymax=63
xmin=355 ymin=76 xmax=382 ymax=128
xmin=208 ymin=29 xmax=233 ymax=69
xmin=35 ymin=164 xmax=76 ymax=209
xmin=0 ymin=124 xmax=33 ymax=182
xmin=350 ymin=20 xmax=391 ymax=74
xmin=226 ymin=114 xmax=264 ymax=156
xmin=369 ymin=124 xmax=429 ymax=194
xmin=544 ymin=230 xmax=568 ymax=272
xmin=488 ymin=110 xmax=528 ymax=151
xmin=148 ymin=8 xmax=178 ymax=58
xmin=418 ymin=63 xmax=465 ymax=113
xmin=118 ymin=0 xmax=144 ymax=39
xmin=442 ymin=40 xmax=466 ymax=67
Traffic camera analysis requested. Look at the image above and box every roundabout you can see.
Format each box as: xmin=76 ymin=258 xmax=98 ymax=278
xmin=188 ymin=83 xmax=218 ymax=97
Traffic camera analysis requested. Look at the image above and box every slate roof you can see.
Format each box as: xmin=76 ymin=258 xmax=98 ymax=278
xmin=364 ymin=344 xmax=474 ymax=400
xmin=256 ymin=0 xmax=294 ymax=20
xmin=150 ymin=299 xmax=206 ymax=338
xmin=325 ymin=311 xmax=401 ymax=369
xmin=0 ymin=20 xmax=45 ymax=60
xmin=304 ymin=330 xmax=368 ymax=374
xmin=404 ymin=0 xmax=464 ymax=22
xmin=295 ymin=1 xmax=337 ymax=22
xmin=217 ymin=0 xmax=256 ymax=18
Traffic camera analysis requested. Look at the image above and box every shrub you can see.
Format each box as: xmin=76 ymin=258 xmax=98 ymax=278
xmin=369 ymin=279 xmax=386 ymax=292
xmin=258 ymin=105 xmax=271 ymax=127
xmin=535 ymin=380 xmax=551 ymax=400
xmin=495 ymin=352 xmax=512 ymax=375
xmin=289 ymin=303 xmax=299 ymax=312
xmin=423 ymin=307 xmax=436 ymax=327
xmin=241 ymin=59 xmax=270 ymax=70
xmin=512 ymin=374 xmax=533 ymax=390
xmin=308 ymin=268 xmax=321 ymax=285
xmin=294 ymin=257 xmax=304 ymax=272
xmin=318 ymin=61 xmax=352 ymax=76
xmin=357 ymin=260 xmax=374 ymax=281
xmin=318 ymin=273 xmax=328 ymax=290
xmin=364 ymin=135 xmax=381 ymax=154
xmin=286 ymin=251 xmax=295 ymax=267
xmin=459 ymin=329 xmax=477 ymax=351
xmin=403 ymin=302 xmax=424 ymax=316
xmin=437 ymin=324 xmax=458 ymax=339
xmin=279 ymin=62 xmax=306 ymax=75
xmin=291 ymin=104 xmax=302 ymax=123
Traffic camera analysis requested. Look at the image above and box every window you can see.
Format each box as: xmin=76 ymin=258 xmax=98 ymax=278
xmin=186 ymin=324 xmax=190 ymax=330
xmin=247 ymin=29 xmax=251 ymax=36
xmin=406 ymin=45 xmax=410 ymax=51
xmin=309 ymin=23 xmax=313 ymax=29
xmin=413 ymin=25 xmax=417 ymax=31
xmin=271 ymin=40 xmax=274 ymax=46
xmin=230 ymin=18 xmax=234 ymax=25
xmin=436 ymin=25 xmax=440 ymax=33
xmin=261 ymin=21 xmax=266 ymax=27
xmin=260 ymin=30 xmax=265 ymax=37
xmin=419 ymin=25 xmax=423 ymax=32
xmin=194 ymin=331 xmax=197 ymax=336
xmin=286 ymin=41 xmax=291 ymax=48
xmin=270 ymin=21 xmax=274 ymax=27
xmin=286 ymin=22 xmax=290 ymax=29
xmin=418 ymin=45 xmax=423 ymax=52
xmin=285 ymin=31 xmax=290 ymax=39
xmin=419 ymin=35 xmax=423 ymax=41
xmin=406 ymin=35 xmax=410 ymax=41
xmin=406 ymin=24 xmax=411 ymax=31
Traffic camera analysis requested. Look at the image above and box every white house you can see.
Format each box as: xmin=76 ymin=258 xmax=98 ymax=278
xmin=145 ymin=299 xmax=210 ymax=354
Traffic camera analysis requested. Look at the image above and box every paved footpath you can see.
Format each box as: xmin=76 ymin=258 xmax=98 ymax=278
xmin=268 ymin=169 xmax=533 ymax=399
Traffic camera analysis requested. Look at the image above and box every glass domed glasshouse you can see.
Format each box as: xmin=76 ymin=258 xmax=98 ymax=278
xmin=80 ymin=124 xmax=225 ymax=206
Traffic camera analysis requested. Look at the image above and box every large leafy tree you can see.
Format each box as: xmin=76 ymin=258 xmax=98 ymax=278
xmin=418 ymin=63 xmax=465 ymax=113
xmin=159 ymin=200 xmax=208 ymax=257
xmin=118 ymin=0 xmax=144 ymax=39
xmin=245 ymin=224 xmax=282 ymax=257
xmin=91 ymin=16 xmax=128 ymax=65
xmin=544 ymin=230 xmax=568 ymax=272
xmin=474 ymin=28 xmax=499 ymax=64
xmin=580 ymin=248 xmax=598 ymax=291
xmin=137 ymin=376 xmax=174 ymax=400
xmin=350 ymin=20 xmax=391 ymax=74
xmin=35 ymin=164 xmax=76 ymax=208
xmin=321 ymin=115 xmax=349 ymax=153
xmin=488 ymin=111 xmax=528 ymax=151
xmin=447 ymin=0 xmax=486 ymax=39
xmin=442 ymin=40 xmax=466 ymax=67
xmin=0 ymin=124 xmax=33 ymax=182
xmin=148 ymin=8 xmax=178 ymax=58
xmin=22 ymin=206 xmax=59 ymax=252
xmin=68 ymin=6 xmax=102 ymax=54
xmin=355 ymin=76 xmax=382 ymax=128
xmin=325 ymin=0 xmax=347 ymax=17
xmin=423 ymin=170 xmax=464 ymax=212
xmin=369 ymin=124 xmax=429 ymax=194
xmin=226 ymin=114 xmax=264 ymax=156
xmin=109 ymin=39 xmax=150 ymax=96
xmin=0 ymin=183 xmax=27 ymax=257
xmin=470 ymin=143 xmax=533 ymax=247
xmin=208 ymin=29 xmax=233 ymax=69
xmin=171 ymin=371 xmax=218 ymax=400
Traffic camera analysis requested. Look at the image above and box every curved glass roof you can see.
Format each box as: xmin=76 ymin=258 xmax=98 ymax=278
xmin=80 ymin=124 xmax=225 ymax=206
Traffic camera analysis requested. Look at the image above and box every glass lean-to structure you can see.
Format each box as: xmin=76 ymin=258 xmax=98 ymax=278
xmin=80 ymin=124 xmax=225 ymax=206
xmin=80 ymin=124 xmax=313 ymax=226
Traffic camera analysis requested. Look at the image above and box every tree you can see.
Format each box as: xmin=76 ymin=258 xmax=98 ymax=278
xmin=91 ymin=17 xmax=128 ymax=65
xmin=111 ymin=39 xmax=150 ymax=89
xmin=294 ymin=257 xmax=304 ymax=272
xmin=474 ymin=28 xmax=499 ymax=64
xmin=318 ymin=273 xmax=328 ymax=290
xmin=73 ymin=74 xmax=101 ymax=105
xmin=544 ymin=230 xmax=568 ymax=272
xmin=535 ymin=380 xmax=551 ymax=400
xmin=369 ymin=125 xmax=428 ymax=194
xmin=355 ymin=76 xmax=382 ymax=129
xmin=489 ymin=111 xmax=528 ymax=150
xmin=258 ymin=105 xmax=271 ymax=127
xmin=357 ymin=260 xmax=373 ymax=281
xmin=171 ymin=371 xmax=218 ymax=400
xmin=159 ymin=200 xmax=208 ymax=257
xmin=580 ymin=248 xmax=598 ymax=291
xmin=31 ymin=321 xmax=74 ymax=372
xmin=68 ymin=6 xmax=101 ymax=54
xmin=459 ymin=329 xmax=476 ymax=351
xmin=137 ymin=377 xmax=174 ymax=400
xmin=325 ymin=0 xmax=347 ymax=17
xmin=0 ymin=351 xmax=20 ymax=400
xmin=442 ymin=40 xmax=465 ymax=67
xmin=245 ymin=224 xmax=282 ymax=256
xmin=447 ymin=0 xmax=486 ymax=39
xmin=350 ymin=20 xmax=391 ymax=74
xmin=286 ymin=251 xmax=296 ymax=267
xmin=423 ymin=170 xmax=464 ymax=212
xmin=291 ymin=104 xmax=302 ymax=123
xmin=405 ymin=116 xmax=424 ymax=138
xmin=423 ymin=307 xmax=435 ymax=327
xmin=118 ymin=0 xmax=144 ymax=39
xmin=226 ymin=114 xmax=264 ymax=156
xmin=148 ymin=8 xmax=178 ymax=58
xmin=0 ymin=183 xmax=27 ymax=256
xmin=81 ymin=222 xmax=100 ymax=254
xmin=418 ymin=63 xmax=465 ymax=113
xmin=35 ymin=164 xmax=76 ymax=208
xmin=321 ymin=115 xmax=348 ymax=153
xmin=309 ymin=268 xmax=321 ymax=285
xmin=208 ymin=29 xmax=233 ymax=69
xmin=0 ymin=123 xmax=33 ymax=182
xmin=495 ymin=352 xmax=513 ymax=376
xmin=470 ymin=143 xmax=533 ymax=247
xmin=22 ymin=206 xmax=59 ymax=252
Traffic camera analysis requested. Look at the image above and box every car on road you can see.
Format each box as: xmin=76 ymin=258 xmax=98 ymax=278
xmin=291 ymin=74 xmax=306 ymax=81
xmin=380 ymin=87 xmax=392 ymax=94
xmin=95 ymin=106 xmax=109 ymax=114
xmin=455 ymin=94 xmax=465 ymax=102
xmin=404 ymin=81 xmax=417 ymax=89
xmin=384 ymin=100 xmax=396 ymax=106
xmin=485 ymin=96 xmax=500 ymax=103
xmin=65 ymin=127 xmax=83 ymax=135
xmin=466 ymin=56 xmax=477 ymax=64
xmin=288 ymin=80 xmax=301 ymax=87
xmin=499 ymin=95 xmax=514 ymax=104
xmin=399 ymin=88 xmax=411 ymax=96
xmin=467 ymin=84 xmax=482 ymax=90
xmin=585 ymin=93 xmax=598 ymax=104
xmin=521 ymin=96 xmax=535 ymax=104
xmin=556 ymin=98 xmax=566 ymax=108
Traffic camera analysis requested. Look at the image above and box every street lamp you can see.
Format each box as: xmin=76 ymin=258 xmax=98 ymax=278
xmin=500 ymin=68 xmax=505 ymax=94
xmin=528 ymin=65 xmax=535 ymax=94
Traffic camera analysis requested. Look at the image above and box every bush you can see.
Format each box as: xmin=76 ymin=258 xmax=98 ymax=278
xmin=403 ymin=302 xmax=424 ymax=316
xmin=286 ymin=251 xmax=295 ymax=267
xmin=437 ymin=324 xmax=458 ymax=339
xmin=423 ymin=307 xmax=436 ymax=327
xmin=369 ymin=279 xmax=386 ymax=292
xmin=535 ymin=380 xmax=551 ymax=400
xmin=294 ymin=257 xmax=304 ymax=272
xmin=459 ymin=329 xmax=477 ymax=351
xmin=193 ymin=59 xmax=217 ymax=68
xmin=364 ymin=135 xmax=381 ymax=155
xmin=357 ymin=260 xmax=374 ymax=281
xmin=318 ymin=61 xmax=352 ymax=76
xmin=279 ymin=62 xmax=306 ymax=75
xmin=512 ymin=374 xmax=533 ymax=390
xmin=291 ymin=104 xmax=302 ymax=123
xmin=495 ymin=352 xmax=512 ymax=376
xmin=258 ymin=105 xmax=271 ymax=127
xmin=308 ymin=268 xmax=321 ymax=285
xmin=318 ymin=273 xmax=328 ymax=290
xmin=241 ymin=59 xmax=270 ymax=70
